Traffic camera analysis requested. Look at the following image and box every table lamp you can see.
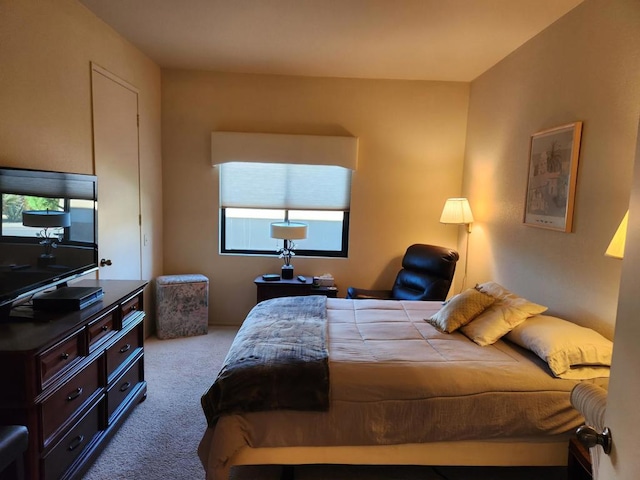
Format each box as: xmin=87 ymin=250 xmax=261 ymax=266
xmin=22 ymin=209 xmax=71 ymax=267
xmin=270 ymin=221 xmax=308 ymax=279
xmin=605 ymin=210 xmax=628 ymax=259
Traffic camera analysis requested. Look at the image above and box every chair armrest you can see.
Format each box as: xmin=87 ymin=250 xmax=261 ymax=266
xmin=346 ymin=287 xmax=394 ymax=300
xmin=0 ymin=425 xmax=28 ymax=475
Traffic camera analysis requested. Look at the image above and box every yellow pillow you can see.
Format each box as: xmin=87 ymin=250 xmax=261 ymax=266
xmin=426 ymin=289 xmax=495 ymax=333
xmin=461 ymin=282 xmax=548 ymax=346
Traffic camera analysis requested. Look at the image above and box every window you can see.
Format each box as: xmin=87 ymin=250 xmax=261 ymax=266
xmin=1 ymin=194 xmax=94 ymax=243
xmin=2 ymin=194 xmax=69 ymax=240
xmin=219 ymin=162 xmax=351 ymax=257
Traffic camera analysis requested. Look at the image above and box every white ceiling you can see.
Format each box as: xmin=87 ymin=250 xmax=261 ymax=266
xmin=80 ymin=0 xmax=584 ymax=82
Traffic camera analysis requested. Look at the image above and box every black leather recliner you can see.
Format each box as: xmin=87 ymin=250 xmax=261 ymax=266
xmin=0 ymin=425 xmax=28 ymax=480
xmin=346 ymin=244 xmax=459 ymax=302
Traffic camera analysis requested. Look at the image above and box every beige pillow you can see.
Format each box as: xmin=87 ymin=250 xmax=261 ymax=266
xmin=506 ymin=315 xmax=613 ymax=379
xmin=557 ymin=365 xmax=610 ymax=380
xmin=426 ymin=288 xmax=495 ymax=333
xmin=461 ymin=282 xmax=548 ymax=346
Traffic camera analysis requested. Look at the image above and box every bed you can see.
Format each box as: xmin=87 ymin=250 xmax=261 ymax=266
xmin=198 ymin=285 xmax=612 ymax=480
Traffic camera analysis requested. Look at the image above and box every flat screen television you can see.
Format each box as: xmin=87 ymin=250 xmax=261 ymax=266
xmin=0 ymin=167 xmax=98 ymax=320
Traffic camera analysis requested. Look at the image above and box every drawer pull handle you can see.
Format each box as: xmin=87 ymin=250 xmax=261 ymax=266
xmin=60 ymin=352 xmax=70 ymax=360
xmin=119 ymin=381 xmax=131 ymax=392
xmin=119 ymin=343 xmax=131 ymax=354
xmin=101 ymin=325 xmax=109 ymax=331
xmin=67 ymin=387 xmax=83 ymax=401
xmin=68 ymin=435 xmax=85 ymax=451
xmin=124 ymin=305 xmax=138 ymax=315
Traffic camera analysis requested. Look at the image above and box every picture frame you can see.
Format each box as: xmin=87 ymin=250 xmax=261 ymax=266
xmin=523 ymin=122 xmax=582 ymax=232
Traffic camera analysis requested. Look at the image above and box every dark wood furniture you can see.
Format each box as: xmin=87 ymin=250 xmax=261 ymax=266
xmin=254 ymin=275 xmax=338 ymax=303
xmin=0 ymin=279 xmax=148 ymax=480
xmin=568 ymin=436 xmax=593 ymax=480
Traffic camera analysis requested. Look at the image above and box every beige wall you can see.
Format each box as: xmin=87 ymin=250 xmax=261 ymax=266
xmin=0 ymin=0 xmax=163 ymax=330
xmin=464 ymin=0 xmax=640 ymax=339
xmin=161 ymin=71 xmax=470 ymax=325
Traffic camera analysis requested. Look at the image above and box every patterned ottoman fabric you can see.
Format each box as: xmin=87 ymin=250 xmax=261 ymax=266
xmin=155 ymin=274 xmax=209 ymax=339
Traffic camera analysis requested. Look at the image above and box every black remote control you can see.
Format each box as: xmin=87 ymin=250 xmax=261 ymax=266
xmin=297 ymin=275 xmax=306 ymax=282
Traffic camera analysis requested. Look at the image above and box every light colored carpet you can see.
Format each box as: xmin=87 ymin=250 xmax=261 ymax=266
xmin=82 ymin=327 xmax=567 ymax=480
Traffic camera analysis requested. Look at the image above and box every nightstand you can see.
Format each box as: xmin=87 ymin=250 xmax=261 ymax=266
xmin=254 ymin=275 xmax=338 ymax=303
xmin=568 ymin=437 xmax=592 ymax=480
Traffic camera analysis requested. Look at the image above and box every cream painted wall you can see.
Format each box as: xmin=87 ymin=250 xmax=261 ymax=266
xmin=463 ymin=0 xmax=640 ymax=340
xmin=161 ymin=71 xmax=469 ymax=325
xmin=0 ymin=0 xmax=163 ymax=331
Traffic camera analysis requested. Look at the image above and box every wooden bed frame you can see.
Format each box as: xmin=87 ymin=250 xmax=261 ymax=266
xmin=209 ymin=436 xmax=571 ymax=479
xmin=230 ymin=439 xmax=570 ymax=467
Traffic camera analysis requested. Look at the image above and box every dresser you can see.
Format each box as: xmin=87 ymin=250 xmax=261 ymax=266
xmin=0 ymin=279 xmax=148 ymax=480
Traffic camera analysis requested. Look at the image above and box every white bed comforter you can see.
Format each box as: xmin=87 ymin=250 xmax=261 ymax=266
xmin=199 ymin=298 xmax=601 ymax=478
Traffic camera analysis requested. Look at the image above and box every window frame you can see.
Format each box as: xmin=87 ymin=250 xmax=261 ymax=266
xmin=220 ymin=208 xmax=349 ymax=258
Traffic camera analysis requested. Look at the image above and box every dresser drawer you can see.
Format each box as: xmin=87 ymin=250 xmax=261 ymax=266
xmin=38 ymin=331 xmax=83 ymax=390
xmin=87 ymin=307 xmax=117 ymax=351
xmin=42 ymin=400 xmax=101 ymax=480
xmin=41 ymin=358 xmax=101 ymax=448
xmin=107 ymin=356 xmax=143 ymax=422
xmin=106 ymin=323 xmax=142 ymax=381
xmin=121 ymin=294 xmax=142 ymax=325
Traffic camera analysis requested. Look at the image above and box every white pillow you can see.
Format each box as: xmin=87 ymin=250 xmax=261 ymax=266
xmin=557 ymin=365 xmax=610 ymax=380
xmin=505 ymin=315 xmax=613 ymax=379
xmin=426 ymin=288 xmax=495 ymax=333
xmin=461 ymin=282 xmax=548 ymax=346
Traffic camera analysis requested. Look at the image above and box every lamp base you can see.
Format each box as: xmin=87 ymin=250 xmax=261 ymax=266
xmin=281 ymin=265 xmax=294 ymax=280
xmin=38 ymin=254 xmax=57 ymax=268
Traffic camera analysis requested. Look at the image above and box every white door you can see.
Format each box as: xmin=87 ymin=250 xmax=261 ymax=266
xmin=596 ymin=120 xmax=640 ymax=479
xmin=91 ymin=64 xmax=142 ymax=280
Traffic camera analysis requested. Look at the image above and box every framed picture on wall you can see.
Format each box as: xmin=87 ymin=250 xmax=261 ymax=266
xmin=523 ymin=122 xmax=582 ymax=232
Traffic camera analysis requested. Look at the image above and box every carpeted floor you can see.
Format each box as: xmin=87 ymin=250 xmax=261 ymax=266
xmin=82 ymin=328 xmax=567 ymax=480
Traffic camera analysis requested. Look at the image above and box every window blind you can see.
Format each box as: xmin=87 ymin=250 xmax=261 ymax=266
xmin=219 ymin=162 xmax=352 ymax=210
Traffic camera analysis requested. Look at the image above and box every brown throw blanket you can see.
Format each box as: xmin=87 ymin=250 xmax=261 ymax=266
xmin=201 ymin=295 xmax=330 ymax=427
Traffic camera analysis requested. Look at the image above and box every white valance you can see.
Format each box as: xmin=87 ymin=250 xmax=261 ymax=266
xmin=211 ymin=131 xmax=358 ymax=170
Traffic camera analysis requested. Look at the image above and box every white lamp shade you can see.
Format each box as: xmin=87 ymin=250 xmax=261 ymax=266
xmin=270 ymin=222 xmax=308 ymax=240
xmin=440 ymin=198 xmax=474 ymax=225
xmin=605 ymin=210 xmax=628 ymax=259
xmin=22 ymin=210 xmax=71 ymax=228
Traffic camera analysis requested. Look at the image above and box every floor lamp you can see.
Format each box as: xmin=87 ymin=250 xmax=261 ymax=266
xmin=440 ymin=198 xmax=474 ymax=290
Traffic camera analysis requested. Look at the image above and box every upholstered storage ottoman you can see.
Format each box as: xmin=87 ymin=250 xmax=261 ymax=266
xmin=155 ymin=274 xmax=209 ymax=339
